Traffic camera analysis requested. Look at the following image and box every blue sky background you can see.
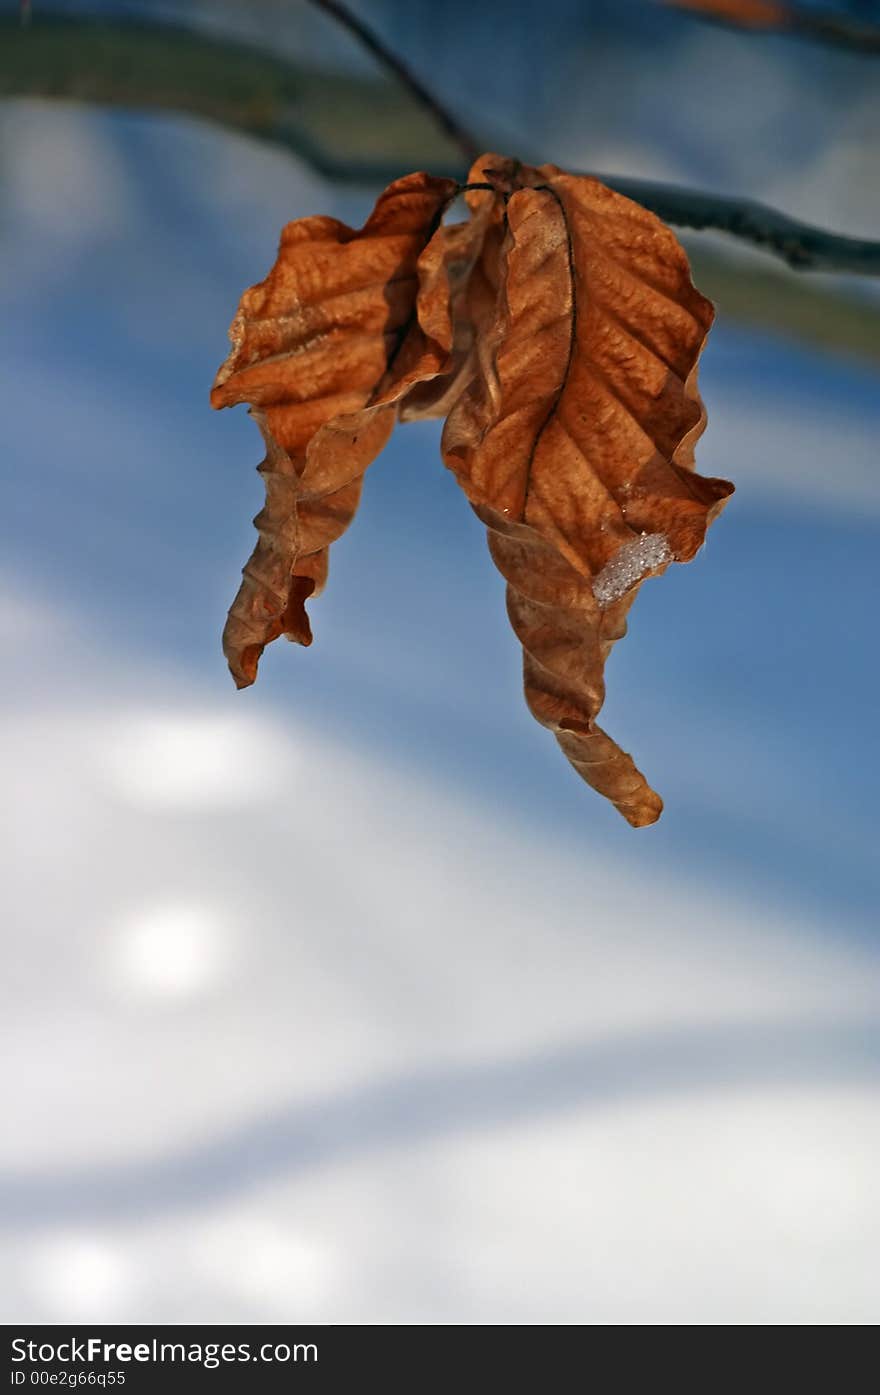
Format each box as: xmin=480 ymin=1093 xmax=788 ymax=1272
xmin=2 ymin=0 xmax=879 ymax=1324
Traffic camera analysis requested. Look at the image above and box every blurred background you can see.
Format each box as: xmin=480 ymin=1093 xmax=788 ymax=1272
xmin=2 ymin=0 xmax=879 ymax=1325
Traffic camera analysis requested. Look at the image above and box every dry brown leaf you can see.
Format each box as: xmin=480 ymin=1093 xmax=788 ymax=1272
xmin=441 ymin=156 xmax=733 ymax=826
xmin=213 ymin=154 xmax=733 ymax=825
xmin=399 ymin=187 xmax=504 ymax=423
xmin=211 ymin=170 xmax=457 ymax=687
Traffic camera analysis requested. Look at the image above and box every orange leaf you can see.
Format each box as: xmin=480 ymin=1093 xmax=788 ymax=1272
xmin=441 ymin=156 xmax=734 ymax=826
xmin=399 ymin=187 xmax=504 ymax=424
xmin=211 ymin=170 xmax=457 ymax=687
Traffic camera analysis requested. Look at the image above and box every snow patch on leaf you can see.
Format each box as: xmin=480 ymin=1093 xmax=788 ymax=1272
xmin=592 ymin=533 xmax=672 ymax=609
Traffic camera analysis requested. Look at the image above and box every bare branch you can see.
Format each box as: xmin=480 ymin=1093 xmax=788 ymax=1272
xmin=3 ymin=12 xmax=879 ymax=279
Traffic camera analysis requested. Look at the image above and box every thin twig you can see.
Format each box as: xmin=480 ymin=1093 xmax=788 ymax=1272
xmin=306 ymin=0 xmax=481 ymax=164
xmin=663 ymin=0 xmax=880 ymax=55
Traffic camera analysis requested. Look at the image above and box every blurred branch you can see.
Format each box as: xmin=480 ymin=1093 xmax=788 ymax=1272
xmin=683 ymin=240 xmax=880 ymax=366
xmin=306 ymin=0 xmax=480 ymax=163
xmin=662 ymin=0 xmax=880 ymax=54
xmin=0 ymin=12 xmax=466 ymax=179
xmin=3 ymin=11 xmax=880 ymax=279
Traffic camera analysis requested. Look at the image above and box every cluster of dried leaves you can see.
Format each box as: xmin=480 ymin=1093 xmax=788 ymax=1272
xmin=211 ymin=154 xmax=733 ymax=826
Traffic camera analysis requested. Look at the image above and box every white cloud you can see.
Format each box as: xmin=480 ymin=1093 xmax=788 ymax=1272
xmin=700 ymin=391 xmax=880 ymax=517
xmin=188 ymin=1210 xmax=338 ymax=1319
xmin=107 ymin=900 xmax=237 ymax=1003
xmin=100 ymin=710 xmax=287 ymax=812
xmin=21 ymin=1233 xmax=135 ymax=1322
xmin=0 ymin=102 xmax=137 ymax=265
